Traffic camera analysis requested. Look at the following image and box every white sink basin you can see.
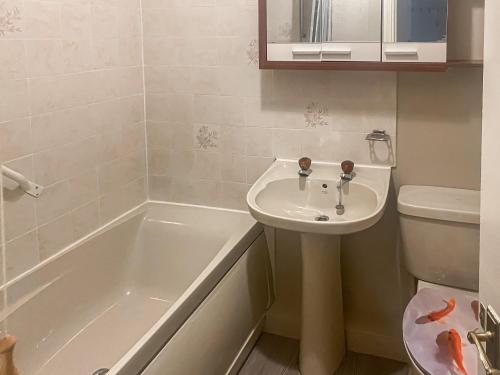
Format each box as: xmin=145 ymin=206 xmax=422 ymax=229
xmin=247 ymin=159 xmax=392 ymax=375
xmin=247 ymin=159 xmax=391 ymax=235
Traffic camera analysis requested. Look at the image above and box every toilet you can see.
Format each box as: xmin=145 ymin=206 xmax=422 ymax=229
xmin=398 ymin=185 xmax=481 ymax=375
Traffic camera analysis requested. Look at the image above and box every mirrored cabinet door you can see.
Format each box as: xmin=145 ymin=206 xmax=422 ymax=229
xmin=382 ymin=0 xmax=448 ymax=62
xmin=266 ymin=0 xmax=382 ymax=62
xmin=267 ymin=0 xmax=323 ymax=61
xmin=322 ymin=0 xmax=381 ymax=62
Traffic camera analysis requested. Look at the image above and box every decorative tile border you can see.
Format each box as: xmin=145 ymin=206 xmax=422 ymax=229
xmin=305 ymin=102 xmax=329 ymax=128
xmin=0 ymin=2 xmax=21 ymax=37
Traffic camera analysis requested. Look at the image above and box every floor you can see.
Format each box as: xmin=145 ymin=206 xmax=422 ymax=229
xmin=238 ymin=333 xmax=409 ymax=375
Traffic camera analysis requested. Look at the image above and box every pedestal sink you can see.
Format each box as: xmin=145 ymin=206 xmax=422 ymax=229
xmin=246 ymin=159 xmax=391 ymax=375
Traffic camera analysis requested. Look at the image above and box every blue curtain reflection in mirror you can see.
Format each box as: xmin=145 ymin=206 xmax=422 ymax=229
xmin=397 ymin=0 xmax=447 ymax=42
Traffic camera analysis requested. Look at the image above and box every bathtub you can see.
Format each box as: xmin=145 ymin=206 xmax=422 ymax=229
xmin=1 ymin=202 xmax=272 ymax=375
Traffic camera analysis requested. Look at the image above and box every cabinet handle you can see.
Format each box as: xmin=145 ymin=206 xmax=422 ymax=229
xmin=292 ymin=47 xmax=321 ymax=56
xmin=322 ymin=49 xmax=352 ymax=55
xmin=384 ymin=49 xmax=418 ymax=56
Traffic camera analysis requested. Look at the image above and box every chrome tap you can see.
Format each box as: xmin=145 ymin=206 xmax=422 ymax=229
xmin=298 ymin=157 xmax=312 ymax=177
xmin=336 ymin=160 xmax=355 ymax=215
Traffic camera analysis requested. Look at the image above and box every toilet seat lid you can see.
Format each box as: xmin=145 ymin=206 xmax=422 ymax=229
xmin=403 ymin=288 xmax=479 ymax=375
xmin=404 ymin=341 xmax=430 ymax=375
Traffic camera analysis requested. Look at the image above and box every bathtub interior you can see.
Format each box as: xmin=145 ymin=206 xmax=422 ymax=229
xmin=0 ymin=202 xmax=256 ymax=375
xmin=132 ymin=203 xmax=256 ymax=302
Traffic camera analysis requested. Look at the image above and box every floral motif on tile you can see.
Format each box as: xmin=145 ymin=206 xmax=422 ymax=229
xmin=0 ymin=2 xmax=21 ymax=37
xmin=247 ymin=39 xmax=259 ymax=67
xmin=196 ymin=126 xmax=218 ymax=150
xmin=305 ymin=102 xmax=329 ymax=128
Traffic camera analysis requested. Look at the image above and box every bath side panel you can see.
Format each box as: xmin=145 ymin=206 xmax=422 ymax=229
xmin=142 ymin=234 xmax=271 ymax=375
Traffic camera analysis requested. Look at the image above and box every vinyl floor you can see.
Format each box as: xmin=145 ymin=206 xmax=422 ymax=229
xmin=238 ymin=333 xmax=409 ymax=375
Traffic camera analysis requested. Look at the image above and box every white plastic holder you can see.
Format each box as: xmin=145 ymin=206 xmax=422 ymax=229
xmin=1 ymin=166 xmax=44 ymax=198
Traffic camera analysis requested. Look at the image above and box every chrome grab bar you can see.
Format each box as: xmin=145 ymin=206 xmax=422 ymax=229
xmin=468 ymin=330 xmax=500 ymax=375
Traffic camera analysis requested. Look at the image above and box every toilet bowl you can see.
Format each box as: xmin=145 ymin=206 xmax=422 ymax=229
xmin=398 ymin=185 xmax=481 ymax=374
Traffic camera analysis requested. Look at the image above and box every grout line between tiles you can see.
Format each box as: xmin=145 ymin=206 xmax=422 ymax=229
xmin=138 ymin=0 xmax=150 ymax=201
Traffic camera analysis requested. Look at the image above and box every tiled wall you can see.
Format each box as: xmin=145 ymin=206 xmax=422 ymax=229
xmin=142 ymin=1 xmax=397 ymax=210
xmin=0 ymin=0 xmax=147 ymax=281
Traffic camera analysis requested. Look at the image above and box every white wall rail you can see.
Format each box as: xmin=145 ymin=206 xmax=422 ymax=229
xmin=1 ymin=166 xmax=44 ymax=198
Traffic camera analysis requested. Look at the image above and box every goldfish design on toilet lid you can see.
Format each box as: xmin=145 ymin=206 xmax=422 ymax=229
xmin=403 ymin=287 xmax=479 ymax=375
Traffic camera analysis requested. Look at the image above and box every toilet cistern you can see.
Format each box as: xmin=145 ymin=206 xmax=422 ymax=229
xmin=336 ymin=160 xmax=355 ymax=215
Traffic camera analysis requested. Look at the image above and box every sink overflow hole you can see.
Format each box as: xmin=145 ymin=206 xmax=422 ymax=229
xmin=315 ymin=215 xmax=330 ymax=222
xmin=92 ymin=369 xmax=110 ymax=375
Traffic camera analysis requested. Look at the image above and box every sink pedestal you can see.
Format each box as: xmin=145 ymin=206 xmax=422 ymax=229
xmin=300 ymin=233 xmax=345 ymax=375
xmin=246 ymin=160 xmax=391 ymax=374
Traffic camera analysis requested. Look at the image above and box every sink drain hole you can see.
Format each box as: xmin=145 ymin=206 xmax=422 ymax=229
xmin=315 ymin=215 xmax=330 ymax=222
xmin=92 ymin=369 xmax=109 ymax=375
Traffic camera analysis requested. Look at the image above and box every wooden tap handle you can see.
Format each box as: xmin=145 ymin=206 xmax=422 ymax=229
xmin=299 ymin=157 xmax=312 ymax=171
xmin=0 ymin=336 xmax=20 ymax=375
xmin=341 ymin=160 xmax=354 ymax=174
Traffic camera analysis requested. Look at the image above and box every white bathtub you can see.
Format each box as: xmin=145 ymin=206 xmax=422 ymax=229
xmin=1 ymin=202 xmax=272 ymax=375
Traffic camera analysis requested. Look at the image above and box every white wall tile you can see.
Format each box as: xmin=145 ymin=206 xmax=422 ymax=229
xmin=0 ymin=79 xmax=30 ymax=122
xmin=0 ymin=1 xmax=147 ymax=275
xmin=0 ymin=118 xmax=33 ymax=162
xmin=38 ymin=214 xmax=74 ymax=260
xmin=221 ymin=154 xmax=246 ymax=184
xmin=0 ymin=41 xmax=26 ymax=80
xmin=140 ymin=2 xmax=397 ymax=207
xmin=61 ymin=4 xmax=92 ymax=40
xmin=25 ymin=40 xmax=63 ymax=77
xmin=5 ymin=231 xmax=39 ymax=281
xmin=23 ymin=1 xmax=61 ymax=39
xmin=218 ymin=182 xmax=249 ymax=210
xmin=72 ymin=200 xmax=99 ymax=239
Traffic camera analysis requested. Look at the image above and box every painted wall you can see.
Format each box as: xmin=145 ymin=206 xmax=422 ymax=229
xmin=479 ymin=0 xmax=500 ymax=331
xmin=0 ymin=0 xmax=147 ymax=282
xmin=394 ymin=68 xmax=483 ymax=191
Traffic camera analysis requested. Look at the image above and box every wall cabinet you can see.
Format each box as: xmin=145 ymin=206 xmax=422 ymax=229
xmin=260 ymin=0 xmax=483 ymax=71
xmin=266 ymin=0 xmax=382 ymax=63
xmin=382 ymin=0 xmax=447 ymax=63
